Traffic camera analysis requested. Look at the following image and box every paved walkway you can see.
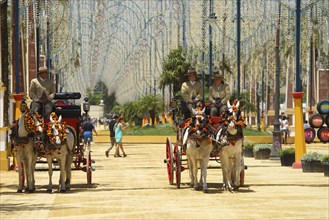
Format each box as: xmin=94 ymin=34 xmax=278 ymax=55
xmin=0 ymin=141 xmax=328 ymax=220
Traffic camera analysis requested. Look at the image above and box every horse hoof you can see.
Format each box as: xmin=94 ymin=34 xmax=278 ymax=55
xmin=203 ymin=189 xmax=209 ymax=193
xmin=17 ymin=189 xmax=23 ymax=193
xmin=60 ymin=189 xmax=66 ymax=193
xmin=193 ymin=186 xmax=199 ymax=191
xmin=28 ymin=189 xmax=34 ymax=193
xmin=66 ymin=187 xmax=70 ymax=191
xmin=46 ymin=189 xmax=52 ymax=193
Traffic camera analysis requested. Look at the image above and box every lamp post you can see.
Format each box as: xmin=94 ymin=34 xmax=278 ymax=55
xmin=236 ymin=0 xmax=241 ymax=98
xmin=270 ymin=2 xmax=282 ymax=159
xmin=292 ymin=0 xmax=306 ymax=168
xmin=208 ymin=0 xmax=215 ymax=86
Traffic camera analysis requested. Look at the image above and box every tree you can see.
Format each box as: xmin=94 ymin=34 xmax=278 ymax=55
xmin=87 ymin=81 xmax=117 ymax=114
xmin=138 ymin=95 xmax=163 ymax=127
xmin=159 ymin=46 xmax=191 ymax=95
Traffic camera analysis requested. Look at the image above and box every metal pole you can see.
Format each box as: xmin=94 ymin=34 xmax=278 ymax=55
xmin=292 ymin=0 xmax=306 ymax=168
xmin=295 ymin=0 xmax=301 ymax=92
xmin=236 ymin=0 xmax=241 ymax=98
xmin=209 ymin=0 xmax=213 ymax=86
xmin=271 ymin=1 xmax=282 ymax=159
xmin=308 ymin=6 xmax=313 ymax=112
xmin=13 ymin=0 xmax=20 ymax=93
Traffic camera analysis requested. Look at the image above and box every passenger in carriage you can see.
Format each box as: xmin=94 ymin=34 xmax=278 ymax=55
xmin=29 ymin=66 xmax=56 ymax=118
xmin=208 ymin=69 xmax=231 ymax=117
xmin=181 ymin=68 xmax=203 ymax=119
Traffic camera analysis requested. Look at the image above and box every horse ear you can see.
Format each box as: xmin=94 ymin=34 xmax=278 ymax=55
xmin=192 ymin=108 xmax=198 ymax=116
xmin=58 ymin=115 xmax=62 ymax=123
xmin=236 ymin=101 xmax=240 ymax=108
xmin=227 ymin=100 xmax=231 ymax=109
xmin=50 ymin=115 xmax=54 ymax=123
xmin=201 ymin=107 xmax=206 ymax=115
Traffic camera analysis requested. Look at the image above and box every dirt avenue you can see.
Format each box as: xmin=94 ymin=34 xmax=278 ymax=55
xmin=0 ymin=142 xmax=328 ymax=220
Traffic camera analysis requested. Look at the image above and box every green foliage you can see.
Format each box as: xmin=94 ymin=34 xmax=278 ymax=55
xmin=321 ymin=155 xmax=329 ymax=162
xmin=243 ymin=141 xmax=255 ymax=150
xmin=111 ymin=94 xmax=163 ymax=125
xmin=301 ymin=152 xmax=323 ymax=161
xmin=279 ymin=147 xmax=295 ymax=156
xmin=253 ymin=144 xmax=271 ymax=152
xmin=87 ymin=81 xmax=117 ymax=114
xmin=123 ymin=124 xmax=176 ymax=136
xmin=159 ymin=46 xmax=191 ymax=94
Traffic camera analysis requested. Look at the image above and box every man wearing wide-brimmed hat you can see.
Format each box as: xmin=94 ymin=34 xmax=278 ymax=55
xmin=181 ymin=68 xmax=203 ymax=118
xmin=208 ymin=68 xmax=231 ymax=116
xmin=29 ymin=66 xmax=56 ymax=118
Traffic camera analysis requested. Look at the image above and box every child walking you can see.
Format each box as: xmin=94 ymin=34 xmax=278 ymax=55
xmin=114 ymin=117 xmax=129 ymax=157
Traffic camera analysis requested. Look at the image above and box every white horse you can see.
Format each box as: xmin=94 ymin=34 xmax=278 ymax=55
xmin=183 ymin=107 xmax=213 ymax=192
xmin=11 ymin=111 xmax=43 ymax=193
xmin=218 ymin=100 xmax=245 ymax=191
xmin=45 ymin=113 xmax=76 ymax=193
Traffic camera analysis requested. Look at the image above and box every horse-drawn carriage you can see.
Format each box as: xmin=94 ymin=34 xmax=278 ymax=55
xmin=10 ymin=92 xmax=95 ymax=193
xmin=164 ymin=99 xmax=246 ymax=192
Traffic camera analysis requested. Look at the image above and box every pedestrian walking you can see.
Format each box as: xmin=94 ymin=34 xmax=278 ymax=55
xmin=114 ymin=117 xmax=129 ymax=157
xmin=105 ymin=114 xmax=119 ymax=157
xmin=82 ymin=118 xmax=98 ymax=148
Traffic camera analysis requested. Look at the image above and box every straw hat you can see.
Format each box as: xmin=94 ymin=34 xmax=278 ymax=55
xmin=39 ymin=66 xmax=48 ymax=73
xmin=185 ymin=68 xmax=197 ymax=76
xmin=212 ymin=73 xmax=224 ymax=80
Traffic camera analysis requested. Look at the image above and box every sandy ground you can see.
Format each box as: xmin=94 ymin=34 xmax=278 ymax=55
xmin=0 ymin=141 xmax=328 ymax=220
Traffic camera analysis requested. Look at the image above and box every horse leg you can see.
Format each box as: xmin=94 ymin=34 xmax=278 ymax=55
xmin=191 ymin=158 xmax=199 ymax=190
xmin=31 ymin=153 xmax=38 ymax=192
xmin=220 ymin=152 xmax=232 ymax=190
xmin=16 ymin=150 xmax=23 ymax=193
xmin=46 ymin=156 xmax=53 ymax=193
xmin=59 ymin=157 xmax=67 ymax=193
xmin=65 ymin=153 xmax=73 ymax=190
xmin=187 ymin=155 xmax=194 ymax=188
xmin=233 ymin=153 xmax=242 ymax=190
xmin=26 ymin=155 xmax=34 ymax=193
xmin=201 ymin=157 xmax=210 ymax=193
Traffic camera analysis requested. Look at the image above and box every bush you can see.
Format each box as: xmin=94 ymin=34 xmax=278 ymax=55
xmin=253 ymin=144 xmax=271 ymax=152
xmin=301 ymin=152 xmax=323 ymax=161
xmin=279 ymin=147 xmax=295 ymax=156
xmin=321 ymin=154 xmax=329 ymax=162
xmin=243 ymin=141 xmax=255 ymax=150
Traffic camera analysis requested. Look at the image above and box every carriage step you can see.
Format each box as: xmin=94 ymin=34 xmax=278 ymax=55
xmin=163 ymin=159 xmax=167 ymax=163
xmin=91 ymin=159 xmax=95 ymax=163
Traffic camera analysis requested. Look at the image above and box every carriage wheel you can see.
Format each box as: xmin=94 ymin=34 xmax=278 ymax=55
xmin=165 ymin=137 xmax=174 ymax=185
xmin=174 ymin=146 xmax=181 ymax=189
xmin=86 ymin=141 xmax=92 ymax=186
xmin=73 ymin=144 xmax=84 ymax=170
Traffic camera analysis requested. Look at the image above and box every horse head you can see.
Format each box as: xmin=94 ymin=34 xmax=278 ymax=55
xmin=18 ymin=111 xmax=43 ymax=138
xmin=48 ymin=113 xmax=67 ymax=145
xmin=227 ymin=100 xmax=241 ymax=121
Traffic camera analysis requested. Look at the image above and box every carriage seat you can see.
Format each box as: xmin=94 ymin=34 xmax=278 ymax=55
xmin=54 ymin=103 xmax=81 ymax=118
xmin=53 ymin=92 xmax=82 ymax=118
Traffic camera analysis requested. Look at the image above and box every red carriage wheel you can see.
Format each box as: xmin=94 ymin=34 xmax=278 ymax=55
xmin=174 ymin=145 xmax=181 ymax=188
xmin=165 ymin=137 xmax=174 ymax=185
xmin=86 ymin=141 xmax=92 ymax=186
